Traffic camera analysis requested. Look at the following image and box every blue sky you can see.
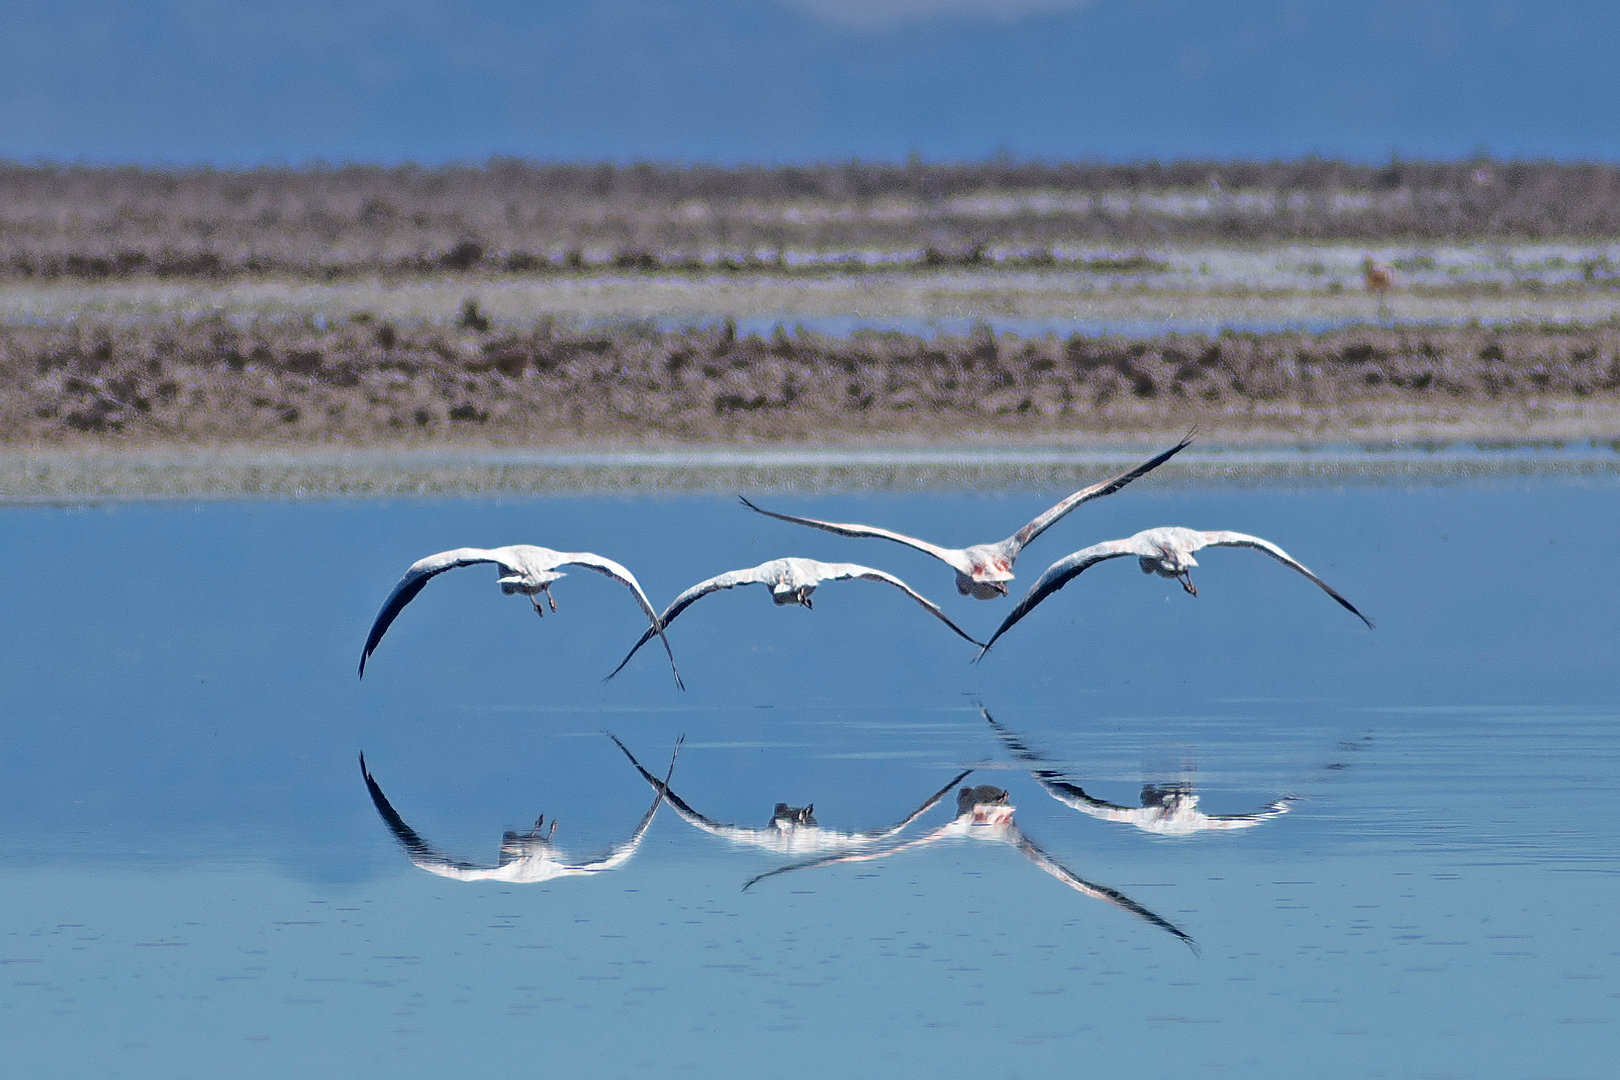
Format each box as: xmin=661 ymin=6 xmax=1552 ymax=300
xmin=3 ymin=0 xmax=1615 ymax=164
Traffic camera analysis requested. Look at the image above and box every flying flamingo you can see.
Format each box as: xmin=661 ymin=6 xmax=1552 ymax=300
xmin=983 ymin=708 xmax=1293 ymax=836
xmin=357 ymin=738 xmax=679 ymax=884
xmin=742 ymin=784 xmax=1197 ymax=952
xmin=739 ymin=434 xmax=1192 ymax=599
xmin=977 ymin=526 xmax=1372 ymax=657
xmin=610 ymin=733 xmax=971 ymax=855
xmin=607 ymin=557 xmax=982 ymax=681
xmin=358 ymin=545 xmax=683 ymax=689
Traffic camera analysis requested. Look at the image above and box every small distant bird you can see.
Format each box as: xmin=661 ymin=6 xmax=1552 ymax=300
xmin=610 ymin=733 xmax=971 ymax=855
xmin=1362 ymin=255 xmax=1393 ymax=317
xmin=358 ymin=739 xmax=678 ymax=884
xmin=983 ymin=708 xmax=1292 ymax=836
xmin=358 ymin=545 xmax=682 ymax=689
xmin=607 ymin=557 xmax=982 ymax=681
xmin=978 ymin=526 xmax=1371 ymax=657
xmin=740 ymin=434 xmax=1192 ymax=599
xmin=743 ymin=784 xmax=1197 ymax=952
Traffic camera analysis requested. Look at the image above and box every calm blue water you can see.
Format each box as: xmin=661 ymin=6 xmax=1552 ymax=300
xmin=1 ymin=471 xmax=1616 ymax=1077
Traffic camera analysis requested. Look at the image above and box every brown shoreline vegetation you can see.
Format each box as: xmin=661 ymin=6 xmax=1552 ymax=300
xmin=5 ymin=313 xmax=1620 ymax=447
xmin=6 ymin=159 xmax=1620 ymax=282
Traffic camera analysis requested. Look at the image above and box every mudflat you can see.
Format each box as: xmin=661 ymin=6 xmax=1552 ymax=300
xmin=6 ymin=308 xmax=1618 ymax=448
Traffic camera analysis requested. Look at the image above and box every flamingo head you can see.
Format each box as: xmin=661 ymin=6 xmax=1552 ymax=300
xmin=957 ymin=552 xmax=1015 ymax=599
xmin=1141 ymin=784 xmax=1197 ymax=813
xmin=771 ymin=583 xmax=815 ymax=608
xmin=959 ymin=575 xmax=1011 ymax=599
xmin=957 ymin=785 xmax=1012 ymax=823
xmin=770 ymin=803 xmax=817 ymax=829
xmin=1140 ymin=547 xmax=1197 ymax=593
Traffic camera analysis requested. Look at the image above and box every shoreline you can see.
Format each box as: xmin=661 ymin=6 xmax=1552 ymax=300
xmin=5 ymin=437 xmax=1617 ymax=501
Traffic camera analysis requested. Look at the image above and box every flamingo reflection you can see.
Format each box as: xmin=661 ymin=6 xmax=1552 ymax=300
xmin=983 ymin=708 xmax=1292 ymax=836
xmin=359 ymin=738 xmax=679 ymax=883
xmin=743 ymin=783 xmax=1197 ymax=952
xmin=611 ymin=733 xmax=970 ymax=855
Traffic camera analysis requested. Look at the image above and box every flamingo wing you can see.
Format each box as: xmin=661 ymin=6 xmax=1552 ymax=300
xmin=819 ymin=562 xmax=985 ymax=647
xmin=976 ymin=539 xmax=1144 ymax=658
xmin=606 ymin=563 xmax=777 ymax=680
xmin=1204 ymin=797 xmax=1296 ymax=828
xmin=1194 ymin=531 xmax=1373 ymax=628
xmin=1006 ymin=433 xmax=1194 ymax=553
xmin=742 ymin=825 xmax=952 ymax=892
xmin=359 ymin=547 xmax=510 ymax=676
xmin=981 ymin=709 xmax=1133 ymax=813
xmin=1008 ymin=827 xmax=1199 ymax=953
xmin=851 ymin=769 xmax=975 ymax=840
xmin=739 ymin=497 xmax=972 ymax=574
xmin=557 ymin=551 xmax=684 ymax=690
xmin=359 ymin=753 xmax=487 ymax=876
xmin=562 ymin=737 xmax=682 ymax=872
xmin=608 ymin=733 xmax=749 ymax=841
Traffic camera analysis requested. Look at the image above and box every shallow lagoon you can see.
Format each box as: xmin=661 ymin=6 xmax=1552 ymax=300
xmin=1 ymin=466 xmax=1616 ymax=1077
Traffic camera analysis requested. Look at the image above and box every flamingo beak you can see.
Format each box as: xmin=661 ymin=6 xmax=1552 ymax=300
xmin=1181 ymin=573 xmax=1198 ymax=597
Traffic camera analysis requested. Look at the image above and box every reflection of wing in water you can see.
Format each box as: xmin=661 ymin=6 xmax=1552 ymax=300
xmin=610 ymin=733 xmax=969 ymax=855
xmin=359 ymin=739 xmax=679 ymax=883
xmin=743 ymin=785 xmax=1197 ymax=952
xmin=983 ymin=708 xmax=1292 ymax=837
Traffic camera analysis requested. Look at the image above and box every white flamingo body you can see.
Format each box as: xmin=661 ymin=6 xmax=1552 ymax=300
xmin=1061 ymin=785 xmax=1291 ymax=836
xmin=740 ymin=435 xmax=1192 ymax=599
xmin=743 ymin=785 xmax=1197 ymax=951
xmin=611 ymin=734 xmax=970 ymax=855
xmin=359 ymin=544 xmax=682 ymax=688
xmin=979 ymin=526 xmax=1372 ymax=656
xmin=608 ymin=557 xmax=982 ymax=680
xmin=985 ymin=709 xmax=1292 ymax=837
xmin=359 ymin=742 xmax=677 ymax=884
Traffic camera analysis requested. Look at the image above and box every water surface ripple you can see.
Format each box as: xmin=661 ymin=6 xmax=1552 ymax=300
xmin=0 ymin=464 xmax=1615 ymax=1077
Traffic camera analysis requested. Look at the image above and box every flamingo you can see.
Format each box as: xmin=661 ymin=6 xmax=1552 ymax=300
xmin=610 ymin=733 xmax=971 ymax=855
xmin=978 ymin=526 xmax=1372 ymax=657
xmin=983 ymin=708 xmax=1293 ymax=836
xmin=357 ymin=738 xmax=679 ymax=884
xmin=742 ymin=784 xmax=1197 ymax=952
xmin=607 ymin=557 xmax=982 ymax=681
xmin=358 ymin=545 xmax=683 ymax=689
xmin=1362 ymin=255 xmax=1393 ymax=318
xmin=739 ymin=434 xmax=1192 ymax=599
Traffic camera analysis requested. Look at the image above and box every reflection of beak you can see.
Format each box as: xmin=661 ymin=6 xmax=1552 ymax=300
xmin=1181 ymin=573 xmax=1198 ymax=597
xmin=994 ymin=582 xmax=1009 ymax=597
xmin=802 ymin=595 xmax=813 ymax=609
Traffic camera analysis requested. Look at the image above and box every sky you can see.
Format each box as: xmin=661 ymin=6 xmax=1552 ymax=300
xmin=3 ymin=0 xmax=1617 ymax=165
